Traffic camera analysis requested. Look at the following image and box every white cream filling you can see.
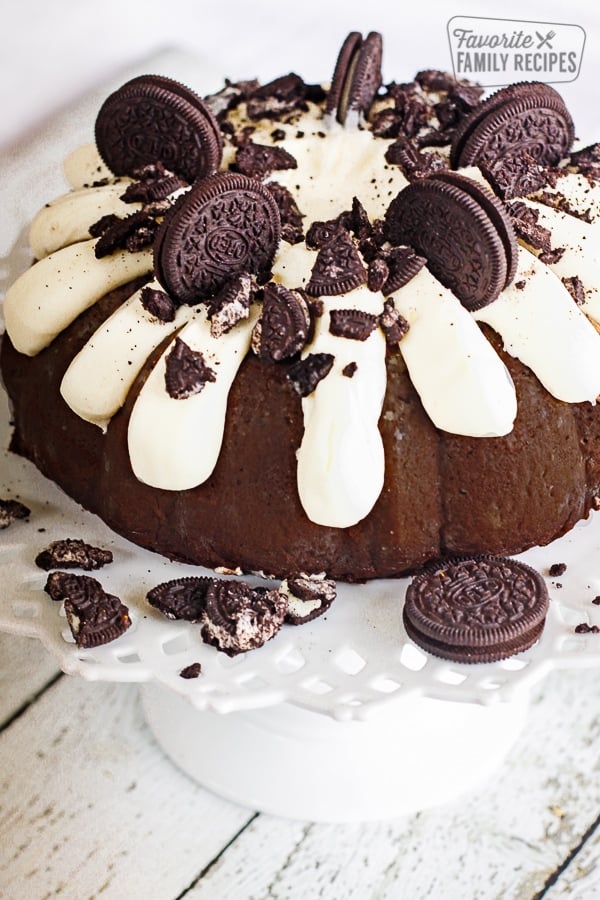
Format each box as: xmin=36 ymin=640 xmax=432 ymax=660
xmin=392 ymin=267 xmax=517 ymax=437
xmin=475 ymin=247 xmax=600 ymax=404
xmin=60 ymin=279 xmax=194 ymax=429
xmin=3 ymin=239 xmax=153 ymax=355
xmin=296 ymin=285 xmax=387 ymax=528
xmin=127 ymin=306 xmax=259 ymax=490
xmin=30 ymin=184 xmax=142 ymax=258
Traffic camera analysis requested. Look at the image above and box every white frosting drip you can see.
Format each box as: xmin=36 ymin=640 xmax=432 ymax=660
xmin=392 ymin=267 xmax=517 ymax=437
xmin=530 ymin=170 xmax=600 ymax=223
xmin=270 ymin=125 xmax=409 ymax=221
xmin=476 ymin=247 xmax=600 ymax=403
xmin=127 ymin=306 xmax=259 ymax=490
xmin=30 ymin=184 xmax=142 ymax=258
xmin=514 ymin=198 xmax=600 ymax=317
xmin=3 ymin=239 xmax=153 ymax=355
xmin=60 ymin=279 xmax=193 ymax=429
xmin=296 ymin=285 xmax=387 ymax=528
xmin=63 ymin=143 xmax=113 ymax=189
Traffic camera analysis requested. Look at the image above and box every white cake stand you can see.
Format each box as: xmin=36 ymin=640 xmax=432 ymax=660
xmin=1 ymin=383 xmax=599 ymax=821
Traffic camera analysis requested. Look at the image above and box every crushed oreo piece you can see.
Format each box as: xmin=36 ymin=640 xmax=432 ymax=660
xmin=282 ymin=573 xmax=336 ymax=625
xmin=568 ymin=143 xmax=600 ymax=178
xmin=88 ymin=213 xmax=120 ymax=238
xmin=140 ymin=285 xmax=177 ymax=322
xmin=204 ymin=78 xmax=261 ymax=119
xmin=562 ymin=275 xmax=586 ymax=305
xmin=93 ymin=210 xmax=158 ymax=258
xmin=480 ymin=154 xmax=556 ymax=200
xmin=329 ymin=308 xmax=377 ymax=341
xmin=305 ymin=218 xmax=347 ymax=250
xmin=234 ymin=141 xmax=298 ymax=179
xmin=539 ymin=246 xmax=565 ymax=265
xmin=200 ymin=580 xmax=288 ymax=656
xmin=207 ymin=273 xmax=254 ymax=338
xmin=593 ymin=596 xmax=600 ymax=605
xmin=342 ymin=362 xmax=358 ymax=378
xmin=378 ymin=245 xmax=426 ymax=294
xmin=252 ymin=282 xmax=310 ymax=361
xmin=64 ymin=583 xmax=131 ymax=649
xmin=378 ymin=298 xmax=410 ymax=345
xmin=348 ymin=197 xmax=372 ymax=242
xmin=179 ymin=662 xmax=202 ymax=679
xmin=246 ymin=74 xmax=308 ymax=120
xmin=384 ymin=136 xmax=446 ymax=180
xmin=164 ymin=337 xmax=217 ymax=399
xmin=147 ymin=576 xmax=212 ymax=622
xmin=508 ymin=201 xmax=553 ymax=255
xmin=533 ymin=187 xmax=593 ymax=224
xmin=548 ymin=562 xmax=567 ymax=578
xmin=121 ymin=162 xmax=187 ymax=203
xmin=306 ymin=230 xmax=367 ymax=296
xmin=367 ymin=257 xmax=389 ymax=292
xmin=44 ymin=571 xmax=104 ymax=602
xmin=0 ymin=498 xmax=30 ymax=529
xmin=35 ymin=539 xmax=113 ymax=571
xmin=287 ymin=352 xmax=334 ymax=397
xmin=266 ymin=182 xmax=304 ymax=244
xmin=575 ymin=623 xmax=600 ymax=634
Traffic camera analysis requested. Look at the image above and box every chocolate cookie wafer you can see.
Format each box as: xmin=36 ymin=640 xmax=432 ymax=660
xmin=384 ymin=172 xmax=517 ymax=310
xmin=403 ymin=555 xmax=549 ymax=663
xmin=95 ymin=74 xmax=223 ymax=182
xmin=326 ymin=31 xmax=383 ymax=124
xmin=450 ymin=81 xmax=574 ymax=172
xmin=154 ymin=171 xmax=281 ymax=303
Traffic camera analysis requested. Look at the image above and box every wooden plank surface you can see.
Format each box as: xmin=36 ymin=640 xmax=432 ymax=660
xmin=0 ymin=633 xmax=60 ymax=726
xmin=0 ymin=629 xmax=598 ymax=900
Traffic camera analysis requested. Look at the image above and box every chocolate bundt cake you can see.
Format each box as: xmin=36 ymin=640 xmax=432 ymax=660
xmin=3 ymin=32 xmax=600 ymax=582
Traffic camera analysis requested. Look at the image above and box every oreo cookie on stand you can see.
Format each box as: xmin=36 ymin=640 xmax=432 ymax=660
xmin=95 ymin=74 xmax=223 ymax=183
xmin=326 ymin=31 xmax=383 ymax=125
xmin=384 ymin=171 xmax=518 ymax=310
xmin=154 ymin=171 xmax=281 ymax=304
xmin=403 ymin=555 xmax=549 ymax=664
xmin=450 ymin=82 xmax=574 ymax=178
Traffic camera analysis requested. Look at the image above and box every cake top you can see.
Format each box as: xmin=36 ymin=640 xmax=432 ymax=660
xmin=4 ymin=31 xmax=600 ymax=531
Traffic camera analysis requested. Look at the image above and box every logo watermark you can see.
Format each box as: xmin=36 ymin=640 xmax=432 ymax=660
xmin=447 ymin=16 xmax=585 ymax=86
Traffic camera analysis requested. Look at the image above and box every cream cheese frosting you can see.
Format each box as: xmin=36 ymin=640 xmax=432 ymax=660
xmin=3 ymin=239 xmax=152 ymax=356
xmin=127 ymin=304 xmax=259 ymax=490
xmin=5 ymin=76 xmax=600 ymax=532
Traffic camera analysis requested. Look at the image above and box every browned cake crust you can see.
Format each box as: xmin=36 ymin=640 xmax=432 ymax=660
xmin=2 ymin=277 xmax=598 ymax=581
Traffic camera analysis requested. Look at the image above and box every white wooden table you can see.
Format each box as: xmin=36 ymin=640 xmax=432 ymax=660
xmin=0 ymin=630 xmax=598 ymax=899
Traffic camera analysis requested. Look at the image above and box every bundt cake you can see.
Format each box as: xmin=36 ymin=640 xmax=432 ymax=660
xmin=3 ymin=31 xmax=600 ymax=582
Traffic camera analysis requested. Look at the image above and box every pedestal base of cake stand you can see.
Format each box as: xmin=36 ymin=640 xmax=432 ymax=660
xmin=140 ymin=682 xmax=529 ymax=822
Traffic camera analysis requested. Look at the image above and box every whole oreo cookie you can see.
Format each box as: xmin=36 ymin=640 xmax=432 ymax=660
xmin=450 ymin=81 xmax=574 ymax=172
xmin=384 ymin=173 xmax=516 ymax=310
xmin=95 ymin=74 xmax=223 ymax=182
xmin=155 ymin=172 xmax=281 ymax=303
xmin=403 ymin=555 xmax=549 ymax=664
xmin=326 ymin=31 xmax=382 ymax=124
xmin=325 ymin=31 xmax=362 ymax=121
xmin=430 ymin=171 xmax=518 ymax=286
